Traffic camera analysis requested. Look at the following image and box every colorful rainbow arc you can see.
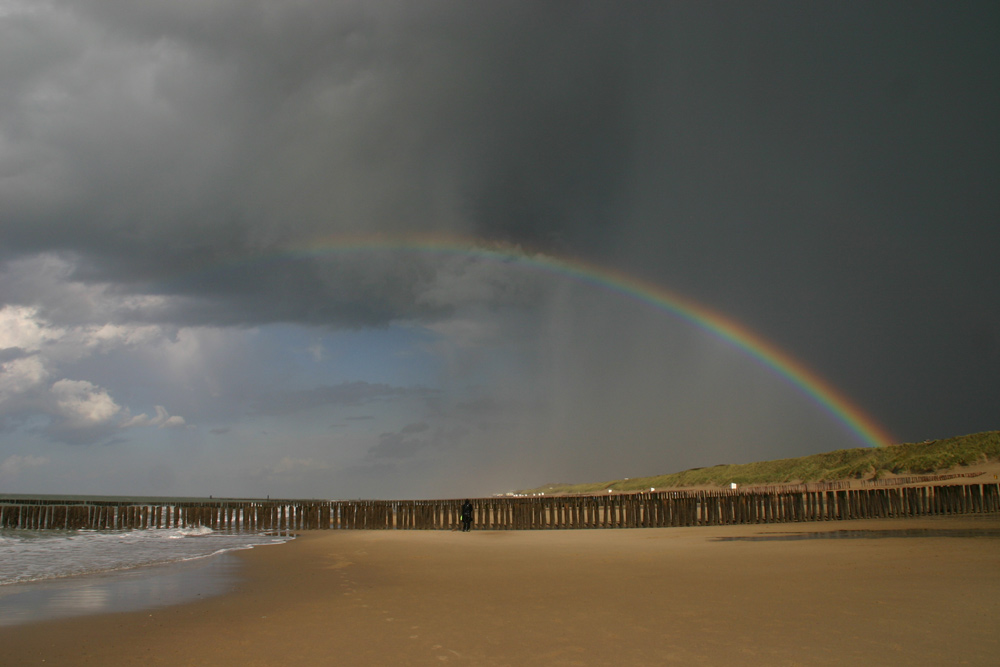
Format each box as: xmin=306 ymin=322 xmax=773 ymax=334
xmin=216 ymin=232 xmax=897 ymax=449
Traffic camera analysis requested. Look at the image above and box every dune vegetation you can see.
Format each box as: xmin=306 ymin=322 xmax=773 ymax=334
xmin=522 ymin=431 xmax=1000 ymax=496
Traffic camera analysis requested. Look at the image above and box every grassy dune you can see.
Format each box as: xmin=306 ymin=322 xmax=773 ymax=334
xmin=522 ymin=431 xmax=1000 ymax=495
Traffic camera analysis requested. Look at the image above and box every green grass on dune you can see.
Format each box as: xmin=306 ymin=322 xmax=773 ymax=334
xmin=522 ymin=431 xmax=1000 ymax=496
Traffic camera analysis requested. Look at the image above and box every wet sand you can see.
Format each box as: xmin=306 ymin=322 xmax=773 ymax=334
xmin=2 ymin=515 xmax=998 ymax=666
xmin=0 ymin=553 xmax=243 ymax=628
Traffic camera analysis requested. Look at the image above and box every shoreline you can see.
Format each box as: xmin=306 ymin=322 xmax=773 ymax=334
xmin=0 ymin=528 xmax=294 ymax=627
xmin=1 ymin=515 xmax=998 ymax=665
xmin=0 ymin=551 xmax=245 ymax=628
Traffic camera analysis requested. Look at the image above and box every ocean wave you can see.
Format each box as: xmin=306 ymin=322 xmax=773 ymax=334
xmin=168 ymin=525 xmax=215 ymax=538
xmin=0 ymin=528 xmax=292 ymax=586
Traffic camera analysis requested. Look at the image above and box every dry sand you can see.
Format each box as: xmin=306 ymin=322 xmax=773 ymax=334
xmin=2 ymin=515 xmax=998 ymax=666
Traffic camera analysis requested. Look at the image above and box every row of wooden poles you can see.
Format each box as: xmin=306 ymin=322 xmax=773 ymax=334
xmin=2 ymin=483 xmax=998 ymax=532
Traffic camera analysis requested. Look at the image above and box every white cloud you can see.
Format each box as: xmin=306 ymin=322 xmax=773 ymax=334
xmin=50 ymin=378 xmax=121 ymax=427
xmin=121 ymin=405 xmax=186 ymax=429
xmin=0 ymin=256 xmax=170 ymax=330
xmin=0 ymin=297 xmax=165 ymax=371
xmin=0 ymin=355 xmax=49 ymax=403
xmin=0 ymin=305 xmax=65 ymax=352
xmin=57 ymin=322 xmax=164 ymax=359
xmin=0 ymin=268 xmax=181 ymax=439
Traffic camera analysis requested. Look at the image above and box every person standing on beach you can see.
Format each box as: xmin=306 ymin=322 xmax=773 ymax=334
xmin=461 ymin=499 xmax=473 ymax=532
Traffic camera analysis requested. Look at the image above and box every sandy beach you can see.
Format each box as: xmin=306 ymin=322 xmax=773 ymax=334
xmin=2 ymin=515 xmax=998 ymax=666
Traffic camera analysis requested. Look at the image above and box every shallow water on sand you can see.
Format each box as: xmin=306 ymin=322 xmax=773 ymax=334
xmin=713 ymin=528 xmax=1000 ymax=541
xmin=0 ymin=554 xmax=248 ymax=626
xmin=0 ymin=553 xmax=243 ymax=626
xmin=0 ymin=527 xmax=293 ymax=626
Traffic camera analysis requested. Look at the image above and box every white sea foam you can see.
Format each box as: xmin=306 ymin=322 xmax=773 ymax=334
xmin=168 ymin=525 xmax=215 ymax=538
xmin=0 ymin=527 xmax=292 ymax=586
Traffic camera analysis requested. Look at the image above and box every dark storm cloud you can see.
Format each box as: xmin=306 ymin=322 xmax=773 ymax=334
xmin=1 ymin=1 xmax=997 ymax=449
xmin=0 ymin=1 xmax=635 ymax=325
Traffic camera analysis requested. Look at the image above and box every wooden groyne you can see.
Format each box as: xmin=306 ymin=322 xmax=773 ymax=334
xmin=2 ymin=483 xmax=998 ymax=532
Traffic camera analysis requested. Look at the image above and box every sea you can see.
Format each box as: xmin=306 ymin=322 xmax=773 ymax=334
xmin=0 ymin=509 xmax=294 ymax=626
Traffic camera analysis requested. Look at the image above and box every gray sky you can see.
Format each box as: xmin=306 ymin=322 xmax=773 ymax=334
xmin=1 ymin=1 xmax=997 ymax=499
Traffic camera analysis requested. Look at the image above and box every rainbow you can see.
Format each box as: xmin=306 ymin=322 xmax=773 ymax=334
xmin=205 ymin=232 xmax=896 ymax=448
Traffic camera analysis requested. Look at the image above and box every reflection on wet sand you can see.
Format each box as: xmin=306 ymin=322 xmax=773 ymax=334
xmin=0 ymin=553 xmax=240 ymax=626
